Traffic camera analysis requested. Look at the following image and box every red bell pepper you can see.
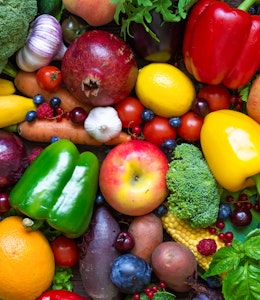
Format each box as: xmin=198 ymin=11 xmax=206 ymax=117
xmin=36 ymin=290 xmax=88 ymax=300
xmin=183 ymin=0 xmax=260 ymax=89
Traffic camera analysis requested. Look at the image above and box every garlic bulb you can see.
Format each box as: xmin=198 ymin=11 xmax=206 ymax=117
xmin=84 ymin=107 xmax=122 ymax=143
xmin=16 ymin=14 xmax=67 ymax=72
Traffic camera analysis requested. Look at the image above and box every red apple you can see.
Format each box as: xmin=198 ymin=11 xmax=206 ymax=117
xmin=62 ymin=0 xmax=118 ymax=27
xmin=99 ymin=140 xmax=169 ymax=216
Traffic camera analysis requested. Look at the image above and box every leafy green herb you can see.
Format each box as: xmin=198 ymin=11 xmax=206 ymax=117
xmin=110 ymin=0 xmax=197 ymax=41
xmin=50 ymin=266 xmax=74 ymax=291
xmin=202 ymin=228 xmax=260 ymax=300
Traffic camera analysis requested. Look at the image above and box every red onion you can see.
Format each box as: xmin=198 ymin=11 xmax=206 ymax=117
xmin=0 ymin=130 xmax=29 ymax=191
xmin=61 ymin=30 xmax=138 ymax=106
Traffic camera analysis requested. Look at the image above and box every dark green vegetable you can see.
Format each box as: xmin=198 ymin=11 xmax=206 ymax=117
xmin=9 ymin=139 xmax=99 ymax=238
xmin=202 ymin=229 xmax=260 ymax=300
xmin=37 ymin=0 xmax=64 ymax=20
xmin=166 ymin=143 xmax=221 ymax=228
xmin=111 ymin=0 xmax=197 ymax=41
xmin=0 ymin=0 xmax=38 ymax=73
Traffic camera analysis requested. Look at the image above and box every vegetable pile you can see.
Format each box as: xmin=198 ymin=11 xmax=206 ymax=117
xmin=1 ymin=0 xmax=260 ymax=299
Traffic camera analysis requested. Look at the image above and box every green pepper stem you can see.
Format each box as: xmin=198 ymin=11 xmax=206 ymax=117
xmin=2 ymin=60 xmax=18 ymax=78
xmin=251 ymin=173 xmax=260 ymax=196
xmin=238 ymin=0 xmax=258 ymax=11
xmin=22 ymin=218 xmax=44 ymax=231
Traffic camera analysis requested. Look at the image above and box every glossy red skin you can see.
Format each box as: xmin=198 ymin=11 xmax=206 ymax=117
xmin=36 ymin=66 xmax=62 ymax=92
xmin=36 ymin=290 xmax=88 ymax=300
xmin=115 ymin=96 xmax=145 ymax=128
xmin=61 ymin=30 xmax=138 ymax=106
xmin=143 ymin=116 xmax=177 ymax=147
xmin=183 ymin=0 xmax=260 ymax=89
xmin=198 ymin=84 xmax=231 ymax=112
xmin=50 ymin=236 xmax=79 ymax=267
xmin=177 ymin=111 xmax=204 ymax=142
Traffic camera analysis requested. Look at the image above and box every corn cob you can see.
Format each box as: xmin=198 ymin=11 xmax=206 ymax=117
xmin=161 ymin=210 xmax=225 ymax=271
xmin=0 ymin=78 xmax=15 ymax=95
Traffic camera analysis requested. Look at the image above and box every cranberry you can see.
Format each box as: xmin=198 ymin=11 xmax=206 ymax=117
xmin=114 ymin=230 xmax=135 ymax=253
xmin=230 ymin=207 xmax=252 ymax=227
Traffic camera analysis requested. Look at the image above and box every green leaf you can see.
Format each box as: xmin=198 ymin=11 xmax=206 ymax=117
xmin=202 ymin=246 xmax=240 ymax=278
xmin=244 ymin=236 xmax=260 ymax=260
xmin=222 ymin=262 xmax=260 ymax=300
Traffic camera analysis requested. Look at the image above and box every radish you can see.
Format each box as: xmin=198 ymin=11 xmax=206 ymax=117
xmin=61 ymin=30 xmax=138 ymax=106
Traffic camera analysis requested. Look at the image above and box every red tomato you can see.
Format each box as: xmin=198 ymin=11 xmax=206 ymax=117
xmin=143 ymin=116 xmax=176 ymax=147
xmin=50 ymin=235 xmax=79 ymax=267
xmin=177 ymin=111 xmax=204 ymax=142
xmin=198 ymin=84 xmax=231 ymax=111
xmin=36 ymin=65 xmax=62 ymax=92
xmin=114 ymin=96 xmax=145 ymax=128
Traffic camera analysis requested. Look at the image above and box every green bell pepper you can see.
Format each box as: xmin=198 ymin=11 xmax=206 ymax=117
xmin=9 ymin=139 xmax=99 ymax=238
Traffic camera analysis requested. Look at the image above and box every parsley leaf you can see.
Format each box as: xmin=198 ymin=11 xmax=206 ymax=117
xmin=110 ymin=0 xmax=197 ymax=41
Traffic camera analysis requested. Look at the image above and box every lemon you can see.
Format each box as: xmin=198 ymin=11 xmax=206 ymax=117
xmin=135 ymin=63 xmax=196 ymax=118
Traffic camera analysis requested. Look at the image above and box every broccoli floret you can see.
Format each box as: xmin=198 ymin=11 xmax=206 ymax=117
xmin=0 ymin=0 xmax=38 ymax=73
xmin=166 ymin=143 xmax=221 ymax=228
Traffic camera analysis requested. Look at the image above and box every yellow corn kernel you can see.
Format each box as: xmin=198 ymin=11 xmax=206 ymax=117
xmin=0 ymin=78 xmax=15 ymax=95
xmin=161 ymin=210 xmax=225 ymax=271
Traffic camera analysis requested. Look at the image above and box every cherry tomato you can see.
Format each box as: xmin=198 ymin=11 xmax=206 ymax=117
xmin=197 ymin=84 xmax=231 ymax=111
xmin=114 ymin=96 xmax=145 ymax=128
xmin=36 ymin=66 xmax=62 ymax=92
xmin=177 ymin=111 xmax=204 ymax=142
xmin=143 ymin=116 xmax=176 ymax=147
xmin=50 ymin=235 xmax=79 ymax=267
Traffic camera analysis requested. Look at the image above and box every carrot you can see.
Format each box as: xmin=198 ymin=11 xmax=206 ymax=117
xmin=17 ymin=118 xmax=132 ymax=146
xmin=14 ymin=70 xmax=93 ymax=113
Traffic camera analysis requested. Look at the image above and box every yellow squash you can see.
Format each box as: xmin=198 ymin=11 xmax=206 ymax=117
xmin=0 ymin=78 xmax=16 ymax=95
xmin=200 ymin=109 xmax=260 ymax=192
xmin=0 ymin=95 xmax=36 ymax=128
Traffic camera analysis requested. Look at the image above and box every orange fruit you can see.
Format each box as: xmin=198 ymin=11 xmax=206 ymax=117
xmin=135 ymin=63 xmax=196 ymax=118
xmin=0 ymin=216 xmax=55 ymax=300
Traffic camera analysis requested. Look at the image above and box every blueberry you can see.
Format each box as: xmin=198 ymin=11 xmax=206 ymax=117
xmin=25 ymin=110 xmax=37 ymax=122
xmin=33 ymin=94 xmax=45 ymax=105
xmin=95 ymin=193 xmax=105 ymax=206
xmin=160 ymin=139 xmax=177 ymax=153
xmin=205 ymin=275 xmax=222 ymax=289
xmin=169 ymin=117 xmax=181 ymax=128
xmin=217 ymin=203 xmax=232 ymax=220
xmin=50 ymin=96 xmax=61 ymax=108
xmin=110 ymin=253 xmax=151 ymax=294
xmin=154 ymin=204 xmax=168 ymax=217
xmin=50 ymin=136 xmax=61 ymax=143
xmin=141 ymin=109 xmax=154 ymax=122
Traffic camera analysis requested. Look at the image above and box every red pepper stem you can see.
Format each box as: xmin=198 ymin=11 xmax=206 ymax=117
xmin=238 ymin=0 xmax=257 ymax=11
xmin=251 ymin=174 xmax=260 ymax=196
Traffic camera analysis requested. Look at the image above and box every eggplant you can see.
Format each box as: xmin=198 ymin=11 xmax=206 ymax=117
xmin=78 ymin=205 xmax=123 ymax=300
xmin=127 ymin=10 xmax=186 ymax=63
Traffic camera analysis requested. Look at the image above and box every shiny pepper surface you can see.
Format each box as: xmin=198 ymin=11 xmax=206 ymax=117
xmin=183 ymin=0 xmax=260 ymax=89
xmin=9 ymin=139 xmax=99 ymax=238
xmin=200 ymin=110 xmax=260 ymax=193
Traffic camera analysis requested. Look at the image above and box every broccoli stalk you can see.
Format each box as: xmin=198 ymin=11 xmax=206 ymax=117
xmin=166 ymin=143 xmax=222 ymax=228
xmin=0 ymin=0 xmax=38 ymax=74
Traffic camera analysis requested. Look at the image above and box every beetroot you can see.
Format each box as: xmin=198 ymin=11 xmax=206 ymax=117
xmin=0 ymin=130 xmax=28 ymax=191
xmin=61 ymin=30 xmax=138 ymax=106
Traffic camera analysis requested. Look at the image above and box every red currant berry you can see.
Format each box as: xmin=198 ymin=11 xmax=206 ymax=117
xmin=151 ymin=285 xmax=158 ymax=293
xmin=218 ymin=232 xmax=225 ymax=240
xmin=131 ymin=125 xmax=142 ymax=136
xmin=55 ymin=107 xmax=64 ymax=116
xmin=159 ymin=281 xmax=167 ymax=289
xmin=253 ymin=203 xmax=260 ymax=211
xmin=0 ymin=193 xmax=10 ymax=213
xmin=234 ymin=202 xmax=243 ymax=209
xmin=147 ymin=291 xmax=154 ymax=299
xmin=225 ymin=241 xmax=232 ymax=247
xmin=226 ymin=195 xmax=234 ymax=202
xmin=133 ymin=293 xmax=140 ymax=300
xmin=208 ymin=227 xmax=217 ymax=234
xmin=244 ymin=202 xmax=253 ymax=210
xmin=239 ymin=193 xmax=248 ymax=202
xmin=215 ymin=220 xmax=225 ymax=229
xmin=224 ymin=231 xmax=234 ymax=242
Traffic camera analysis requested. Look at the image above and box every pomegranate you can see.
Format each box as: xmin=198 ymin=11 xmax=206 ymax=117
xmin=61 ymin=30 xmax=138 ymax=106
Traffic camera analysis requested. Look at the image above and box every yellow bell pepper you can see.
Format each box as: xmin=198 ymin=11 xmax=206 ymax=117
xmin=200 ymin=109 xmax=260 ymax=193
